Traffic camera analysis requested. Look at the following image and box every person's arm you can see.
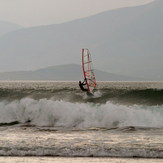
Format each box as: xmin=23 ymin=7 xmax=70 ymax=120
xmin=82 ymin=78 xmax=87 ymax=85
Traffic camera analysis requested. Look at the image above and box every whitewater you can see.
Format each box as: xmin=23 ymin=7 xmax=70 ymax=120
xmin=0 ymin=81 xmax=163 ymax=159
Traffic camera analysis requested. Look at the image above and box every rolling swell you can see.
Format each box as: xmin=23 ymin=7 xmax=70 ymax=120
xmin=99 ymin=88 xmax=163 ymax=105
xmin=0 ymin=87 xmax=163 ymax=105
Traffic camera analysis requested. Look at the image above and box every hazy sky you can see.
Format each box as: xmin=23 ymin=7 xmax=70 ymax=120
xmin=0 ymin=0 xmax=154 ymax=27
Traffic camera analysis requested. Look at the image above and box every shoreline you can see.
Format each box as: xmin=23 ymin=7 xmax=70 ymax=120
xmin=0 ymin=157 xmax=162 ymax=163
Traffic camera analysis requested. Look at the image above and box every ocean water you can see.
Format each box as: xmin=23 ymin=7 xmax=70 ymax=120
xmin=0 ymin=81 xmax=163 ymax=161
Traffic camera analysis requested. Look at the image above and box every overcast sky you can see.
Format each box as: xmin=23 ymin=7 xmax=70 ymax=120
xmin=0 ymin=0 xmax=154 ymax=27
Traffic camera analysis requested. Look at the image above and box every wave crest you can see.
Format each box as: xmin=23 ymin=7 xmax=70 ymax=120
xmin=0 ymin=98 xmax=163 ymax=128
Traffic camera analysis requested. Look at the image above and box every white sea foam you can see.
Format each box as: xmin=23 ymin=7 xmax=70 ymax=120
xmin=0 ymin=98 xmax=163 ymax=128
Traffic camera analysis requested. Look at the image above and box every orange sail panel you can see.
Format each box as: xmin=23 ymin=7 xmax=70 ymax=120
xmin=82 ymin=48 xmax=96 ymax=93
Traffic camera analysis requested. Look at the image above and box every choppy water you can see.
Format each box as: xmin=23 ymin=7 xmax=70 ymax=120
xmin=0 ymin=81 xmax=163 ymax=158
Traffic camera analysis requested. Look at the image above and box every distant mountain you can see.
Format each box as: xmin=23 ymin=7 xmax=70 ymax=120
xmin=0 ymin=0 xmax=162 ymax=80
xmin=0 ymin=64 xmax=141 ymax=81
xmin=0 ymin=21 xmax=22 ymax=37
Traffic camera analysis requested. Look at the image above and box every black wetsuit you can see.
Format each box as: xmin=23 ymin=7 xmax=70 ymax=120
xmin=79 ymin=80 xmax=88 ymax=92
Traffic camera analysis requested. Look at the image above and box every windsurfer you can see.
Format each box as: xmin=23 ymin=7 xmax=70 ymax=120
xmin=79 ymin=78 xmax=88 ymax=92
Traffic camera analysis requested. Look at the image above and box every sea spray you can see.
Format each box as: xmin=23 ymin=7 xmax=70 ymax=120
xmin=0 ymin=98 xmax=163 ymax=128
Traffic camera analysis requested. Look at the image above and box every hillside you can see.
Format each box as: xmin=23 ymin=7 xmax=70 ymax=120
xmin=0 ymin=0 xmax=162 ymax=80
xmin=0 ymin=21 xmax=22 ymax=37
xmin=0 ymin=64 xmax=141 ymax=81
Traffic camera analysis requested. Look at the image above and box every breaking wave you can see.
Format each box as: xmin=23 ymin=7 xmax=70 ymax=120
xmin=0 ymin=98 xmax=163 ymax=128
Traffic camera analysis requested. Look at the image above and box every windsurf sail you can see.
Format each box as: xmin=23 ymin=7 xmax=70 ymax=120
xmin=82 ymin=48 xmax=97 ymax=93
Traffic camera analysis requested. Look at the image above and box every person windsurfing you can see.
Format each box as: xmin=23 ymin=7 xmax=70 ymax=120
xmin=79 ymin=78 xmax=88 ymax=92
xmin=79 ymin=78 xmax=94 ymax=96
